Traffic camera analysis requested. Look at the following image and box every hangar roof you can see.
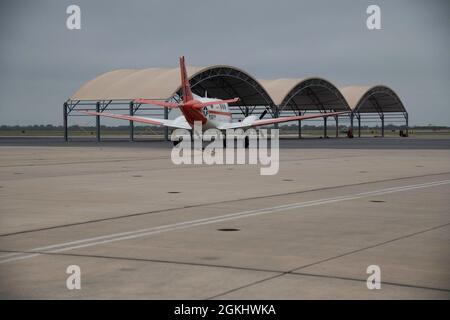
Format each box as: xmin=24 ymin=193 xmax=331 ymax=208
xmin=71 ymin=67 xmax=203 ymax=101
xmin=70 ymin=65 xmax=405 ymax=114
xmin=340 ymin=85 xmax=406 ymax=113
xmin=258 ymin=78 xmax=304 ymax=106
xmin=260 ymin=77 xmax=349 ymax=112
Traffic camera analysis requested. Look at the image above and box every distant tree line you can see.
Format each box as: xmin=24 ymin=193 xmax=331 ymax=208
xmin=1 ymin=124 xmax=449 ymax=131
xmin=0 ymin=125 xmax=165 ymax=133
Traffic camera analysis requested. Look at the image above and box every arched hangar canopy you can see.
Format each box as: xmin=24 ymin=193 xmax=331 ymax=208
xmin=70 ymin=66 xmax=273 ymax=107
xmin=340 ymin=86 xmax=406 ymax=113
xmin=259 ymin=78 xmax=350 ymax=112
xmin=70 ymin=66 xmax=405 ymax=116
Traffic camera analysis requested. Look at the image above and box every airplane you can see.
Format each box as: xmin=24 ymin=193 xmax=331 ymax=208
xmin=81 ymin=56 xmax=347 ymax=145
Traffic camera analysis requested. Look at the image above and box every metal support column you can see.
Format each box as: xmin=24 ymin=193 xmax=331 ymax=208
xmin=298 ymin=120 xmax=302 ymax=139
xmin=350 ymin=112 xmax=354 ymax=131
xmin=405 ymin=112 xmax=409 ymax=136
xmin=96 ymin=101 xmax=101 ymax=142
xmin=129 ymin=101 xmax=134 ymax=142
xmin=381 ymin=114 xmax=385 ymax=137
xmin=273 ymin=106 xmax=279 ymax=130
xmin=164 ymin=107 xmax=169 ymax=141
xmin=63 ymin=102 xmax=68 ymax=142
xmin=358 ymin=114 xmax=361 ymax=138
xmin=323 ymin=117 xmax=327 ymax=138
xmin=335 ymin=116 xmax=339 ymax=138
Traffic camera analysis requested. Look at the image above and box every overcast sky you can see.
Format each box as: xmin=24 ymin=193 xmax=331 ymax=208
xmin=0 ymin=0 xmax=449 ymax=126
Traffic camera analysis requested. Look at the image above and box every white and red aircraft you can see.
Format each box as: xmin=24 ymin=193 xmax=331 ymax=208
xmin=81 ymin=56 xmax=346 ymax=139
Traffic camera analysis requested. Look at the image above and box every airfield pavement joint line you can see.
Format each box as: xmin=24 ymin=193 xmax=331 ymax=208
xmin=1 ymin=179 xmax=449 ymax=265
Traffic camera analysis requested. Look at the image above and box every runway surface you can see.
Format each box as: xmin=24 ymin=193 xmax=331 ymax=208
xmin=0 ymin=137 xmax=449 ymax=299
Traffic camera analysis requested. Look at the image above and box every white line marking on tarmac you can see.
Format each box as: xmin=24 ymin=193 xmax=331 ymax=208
xmin=1 ymin=179 xmax=449 ymax=264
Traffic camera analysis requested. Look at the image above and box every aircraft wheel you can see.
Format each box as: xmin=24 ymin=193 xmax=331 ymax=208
xmin=173 ymin=137 xmax=182 ymax=147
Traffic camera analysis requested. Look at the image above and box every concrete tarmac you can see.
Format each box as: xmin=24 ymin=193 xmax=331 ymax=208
xmin=0 ymin=137 xmax=449 ymax=299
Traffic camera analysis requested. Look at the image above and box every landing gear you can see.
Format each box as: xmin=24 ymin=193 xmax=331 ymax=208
xmin=222 ymin=136 xmax=249 ymax=148
xmin=173 ymin=137 xmax=182 ymax=147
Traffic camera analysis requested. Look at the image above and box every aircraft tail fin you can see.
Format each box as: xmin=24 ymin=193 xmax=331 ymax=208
xmin=180 ymin=56 xmax=193 ymax=103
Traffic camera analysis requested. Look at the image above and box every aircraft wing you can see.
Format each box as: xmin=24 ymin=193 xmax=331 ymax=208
xmin=79 ymin=111 xmax=191 ymax=130
xmin=217 ymin=111 xmax=348 ymax=130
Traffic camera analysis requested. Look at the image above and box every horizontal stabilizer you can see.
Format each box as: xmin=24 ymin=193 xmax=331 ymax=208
xmin=191 ymin=98 xmax=240 ymax=109
xmin=133 ymin=98 xmax=179 ymax=108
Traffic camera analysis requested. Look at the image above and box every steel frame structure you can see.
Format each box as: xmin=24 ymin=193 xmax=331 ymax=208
xmin=349 ymin=86 xmax=408 ymax=138
xmin=63 ymin=66 xmax=277 ymax=142
xmin=278 ymin=78 xmax=350 ymax=138
xmin=63 ymin=69 xmax=408 ymax=142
